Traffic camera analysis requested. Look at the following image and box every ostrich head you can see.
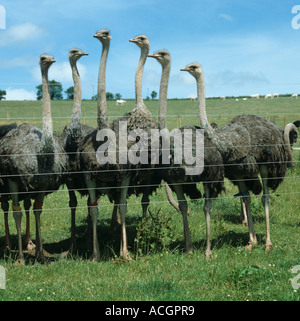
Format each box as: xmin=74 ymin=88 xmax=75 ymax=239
xmin=148 ymin=49 xmax=170 ymax=67
xmin=129 ymin=35 xmax=149 ymax=50
xmin=180 ymin=62 xmax=203 ymax=80
xmin=39 ymin=54 xmax=55 ymax=70
xmin=93 ymin=28 xmax=111 ymax=43
xmin=69 ymin=48 xmax=88 ymax=63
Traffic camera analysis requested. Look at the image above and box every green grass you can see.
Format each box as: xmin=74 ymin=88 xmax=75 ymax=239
xmin=0 ymin=97 xmax=299 ymax=301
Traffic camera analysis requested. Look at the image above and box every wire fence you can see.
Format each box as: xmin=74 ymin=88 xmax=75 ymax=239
xmin=0 ymin=109 xmax=299 ymax=213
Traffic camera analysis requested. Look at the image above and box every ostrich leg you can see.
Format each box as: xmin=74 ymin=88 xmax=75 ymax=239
xmin=203 ymin=184 xmax=212 ymax=259
xmin=33 ymin=195 xmax=45 ymax=262
xmin=119 ymin=174 xmax=131 ymax=259
xmin=24 ymin=198 xmax=35 ymax=251
xmin=260 ymin=166 xmax=273 ymax=251
xmin=239 ymin=198 xmax=248 ymax=226
xmin=67 ymin=187 xmax=78 ymax=253
xmin=165 ymin=183 xmax=180 ymax=212
xmin=1 ymin=199 xmax=11 ymax=251
xmin=8 ymin=180 xmax=24 ymax=264
xmin=237 ymin=181 xmax=257 ymax=250
xmin=141 ymin=191 xmax=150 ymax=219
xmin=173 ymin=184 xmax=193 ymax=253
xmin=84 ymin=174 xmax=100 ymax=261
xmin=165 ymin=183 xmax=190 ymax=215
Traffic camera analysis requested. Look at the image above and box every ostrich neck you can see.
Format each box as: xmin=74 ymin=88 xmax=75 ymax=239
xmin=158 ymin=62 xmax=170 ymax=129
xmin=41 ymin=67 xmax=53 ymax=136
xmin=133 ymin=47 xmax=151 ymax=116
xmin=70 ymin=60 xmax=81 ymax=137
xmin=97 ymin=42 xmax=110 ymax=129
xmin=197 ymin=73 xmax=212 ymax=131
xmin=284 ymin=123 xmax=296 ymax=167
xmin=195 ymin=73 xmax=222 ymax=150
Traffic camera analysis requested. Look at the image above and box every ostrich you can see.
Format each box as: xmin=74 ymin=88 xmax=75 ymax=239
xmin=72 ymin=29 xmax=115 ymax=261
xmin=181 ymin=62 xmax=298 ymax=251
xmin=0 ymin=123 xmax=19 ymax=251
xmin=108 ymin=34 xmax=160 ymax=255
xmin=59 ymin=48 xmax=91 ymax=253
xmin=0 ymin=54 xmax=67 ymax=263
xmin=148 ymin=50 xmax=225 ymax=257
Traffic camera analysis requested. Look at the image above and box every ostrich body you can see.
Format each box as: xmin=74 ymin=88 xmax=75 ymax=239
xmin=109 ymin=35 xmax=161 ymax=222
xmin=0 ymin=55 xmax=67 ymax=262
xmin=1 ymin=123 xmax=35 ymax=253
xmin=181 ymin=62 xmax=298 ymax=251
xmin=149 ymin=50 xmax=225 ymax=257
xmin=58 ymin=48 xmax=91 ymax=252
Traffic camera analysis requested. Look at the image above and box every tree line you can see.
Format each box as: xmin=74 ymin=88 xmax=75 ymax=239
xmin=0 ymin=81 xmax=158 ymax=101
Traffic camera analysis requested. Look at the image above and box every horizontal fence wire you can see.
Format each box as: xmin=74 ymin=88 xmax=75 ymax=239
xmin=2 ymin=192 xmax=300 ymax=215
xmin=0 ymin=112 xmax=300 ymax=121
xmin=0 ymin=160 xmax=299 ymax=179
xmin=0 ymin=107 xmax=298 ymax=213
xmin=0 ymin=174 xmax=299 ymax=197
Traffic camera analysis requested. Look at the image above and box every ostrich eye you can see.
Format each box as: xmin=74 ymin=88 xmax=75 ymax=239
xmin=41 ymin=57 xmax=46 ymax=61
xmin=139 ymin=37 xmax=145 ymax=41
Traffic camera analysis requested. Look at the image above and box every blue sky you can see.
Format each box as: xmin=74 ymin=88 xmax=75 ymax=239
xmin=0 ymin=0 xmax=300 ymax=100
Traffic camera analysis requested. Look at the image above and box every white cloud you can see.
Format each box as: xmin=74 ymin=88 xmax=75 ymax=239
xmin=206 ymin=70 xmax=269 ymax=86
xmin=0 ymin=22 xmax=43 ymax=47
xmin=5 ymin=88 xmax=36 ymax=100
xmin=31 ymin=61 xmax=87 ymax=83
xmin=219 ymin=13 xmax=233 ymax=22
xmin=0 ymin=56 xmax=36 ymax=68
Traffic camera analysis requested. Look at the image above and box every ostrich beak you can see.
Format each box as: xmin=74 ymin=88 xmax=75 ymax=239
xmin=82 ymin=52 xmax=89 ymax=56
xmin=180 ymin=68 xmax=188 ymax=71
xmin=147 ymin=53 xmax=156 ymax=58
xmin=129 ymin=38 xmax=138 ymax=43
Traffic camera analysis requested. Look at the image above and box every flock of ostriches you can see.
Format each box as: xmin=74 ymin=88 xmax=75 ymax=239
xmin=0 ymin=29 xmax=299 ymax=264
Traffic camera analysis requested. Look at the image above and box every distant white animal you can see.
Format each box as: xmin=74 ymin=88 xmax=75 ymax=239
xmin=242 ymin=98 xmax=248 ymax=101
xmin=116 ymin=99 xmax=126 ymax=105
xmin=235 ymin=98 xmax=239 ymax=101
xmin=265 ymin=94 xmax=273 ymax=99
xmin=220 ymin=96 xmax=225 ymax=100
xmin=273 ymin=93 xmax=279 ymax=98
xmin=291 ymin=94 xmax=298 ymax=99
xmin=190 ymin=97 xmax=196 ymax=101
xmin=251 ymin=94 xmax=259 ymax=99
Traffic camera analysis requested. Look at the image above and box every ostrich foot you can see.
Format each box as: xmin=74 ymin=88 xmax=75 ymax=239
xmin=265 ymin=242 xmax=273 ymax=251
xmin=92 ymin=255 xmax=100 ymax=262
xmin=26 ymin=240 xmax=35 ymax=251
xmin=120 ymin=250 xmax=133 ymax=261
xmin=123 ymin=254 xmax=133 ymax=262
xmin=205 ymin=250 xmax=213 ymax=259
xmin=14 ymin=258 xmax=25 ymax=266
xmin=185 ymin=247 xmax=193 ymax=255
xmin=245 ymin=243 xmax=253 ymax=251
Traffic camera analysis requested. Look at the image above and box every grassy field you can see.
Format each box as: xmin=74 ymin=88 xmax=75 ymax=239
xmin=0 ymin=97 xmax=299 ymax=301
